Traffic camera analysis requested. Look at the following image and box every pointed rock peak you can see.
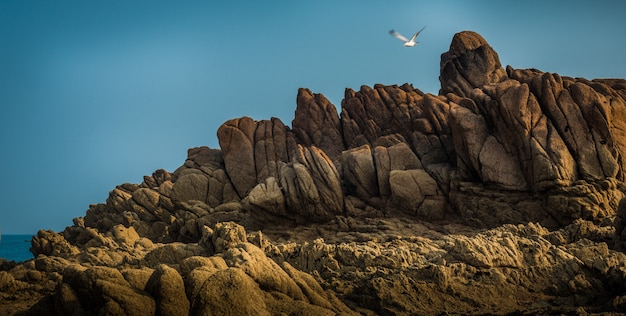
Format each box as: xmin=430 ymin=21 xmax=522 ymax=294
xmin=439 ymin=31 xmax=507 ymax=97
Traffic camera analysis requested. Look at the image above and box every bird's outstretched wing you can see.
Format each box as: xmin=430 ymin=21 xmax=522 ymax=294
xmin=389 ymin=30 xmax=409 ymax=42
xmin=409 ymin=25 xmax=427 ymax=41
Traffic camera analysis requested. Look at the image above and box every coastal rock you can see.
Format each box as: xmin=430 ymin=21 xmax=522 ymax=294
xmin=293 ymin=88 xmax=344 ymax=160
xmin=280 ymin=145 xmax=344 ymax=222
xmin=145 ymin=264 xmax=189 ymax=316
xmin=217 ymin=117 xmax=258 ymax=198
xmin=190 ymin=268 xmax=270 ymax=316
xmin=58 ymin=265 xmax=156 ymax=316
xmin=4 ymin=30 xmax=626 ymax=315
xmin=439 ymin=30 xmax=507 ymax=97
xmin=30 ymin=230 xmax=79 ymax=257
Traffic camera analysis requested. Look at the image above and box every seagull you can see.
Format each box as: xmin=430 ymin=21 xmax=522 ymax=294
xmin=389 ymin=26 xmax=427 ymax=47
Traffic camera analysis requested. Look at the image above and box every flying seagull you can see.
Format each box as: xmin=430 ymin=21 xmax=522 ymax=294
xmin=389 ymin=26 xmax=427 ymax=47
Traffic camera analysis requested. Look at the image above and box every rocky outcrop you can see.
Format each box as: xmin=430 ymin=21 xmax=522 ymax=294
xmin=2 ymin=30 xmax=626 ymax=315
xmin=13 ymin=222 xmax=355 ymax=315
xmin=440 ymin=30 xmax=507 ymax=97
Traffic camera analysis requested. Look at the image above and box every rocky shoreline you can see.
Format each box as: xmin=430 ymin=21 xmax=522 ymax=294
xmin=2 ymin=31 xmax=626 ymax=315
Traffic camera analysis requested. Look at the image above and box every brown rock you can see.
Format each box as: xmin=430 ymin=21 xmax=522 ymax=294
xmin=59 ymin=265 xmax=156 ymax=316
xmin=374 ymin=142 xmax=423 ymax=198
xmin=341 ymin=84 xmax=425 ymax=149
xmin=342 ymin=145 xmax=378 ymax=201
xmin=388 ymin=169 xmax=446 ymax=219
xmin=211 ymin=222 xmax=247 ymax=253
xmin=253 ymin=117 xmax=292 ymax=182
xmin=217 ymin=116 xmax=258 ymax=198
xmin=224 ymin=242 xmax=305 ymax=301
xmin=280 ymin=146 xmax=344 ymax=222
xmin=439 ymin=31 xmax=507 ymax=97
xmin=246 ymin=176 xmax=288 ymax=220
xmin=293 ymin=88 xmax=344 ymax=160
xmin=30 ymin=230 xmax=79 ymax=257
xmin=146 ymin=264 xmax=190 ymax=316
xmin=190 ymin=267 xmax=271 ymax=316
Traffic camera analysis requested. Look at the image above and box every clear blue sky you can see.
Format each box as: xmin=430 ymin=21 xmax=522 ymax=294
xmin=1 ymin=1 xmax=625 ymax=234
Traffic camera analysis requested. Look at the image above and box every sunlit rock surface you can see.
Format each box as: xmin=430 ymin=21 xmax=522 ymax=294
xmin=3 ymin=31 xmax=626 ymax=315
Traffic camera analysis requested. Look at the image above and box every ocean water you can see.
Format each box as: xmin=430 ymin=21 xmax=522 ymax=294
xmin=0 ymin=235 xmax=34 ymax=262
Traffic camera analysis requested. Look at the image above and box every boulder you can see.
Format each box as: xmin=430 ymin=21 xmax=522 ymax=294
xmin=58 ymin=265 xmax=156 ymax=316
xmin=146 ymin=264 xmax=190 ymax=316
xmin=190 ymin=268 xmax=270 ymax=316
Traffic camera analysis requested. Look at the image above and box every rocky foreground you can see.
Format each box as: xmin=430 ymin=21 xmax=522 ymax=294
xmin=2 ymin=31 xmax=626 ymax=315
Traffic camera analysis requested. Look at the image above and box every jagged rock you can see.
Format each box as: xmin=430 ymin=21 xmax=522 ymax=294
xmin=30 ymin=230 xmax=79 ymax=257
xmin=508 ymin=68 xmax=626 ymax=182
xmin=476 ymin=80 xmax=577 ymax=190
xmin=109 ymin=224 xmax=140 ymax=246
xmin=223 ymin=242 xmax=305 ymax=301
xmin=180 ymin=256 xmax=229 ymax=307
xmin=373 ymin=142 xmax=423 ymax=198
xmin=341 ymin=84 xmax=424 ymax=149
xmin=615 ymin=197 xmax=626 ymax=251
xmin=172 ymin=147 xmax=240 ymax=208
xmin=280 ymin=261 xmax=355 ymax=315
xmin=211 ymin=221 xmax=247 ymax=253
xmin=121 ymin=267 xmax=154 ymax=291
xmin=293 ymin=88 xmax=344 ymax=160
xmin=6 ymin=30 xmax=626 ymax=316
xmin=218 ymin=116 xmax=297 ymax=199
xmin=253 ymin=117 xmax=294 ymax=182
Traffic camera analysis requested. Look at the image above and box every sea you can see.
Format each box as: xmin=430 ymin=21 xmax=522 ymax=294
xmin=0 ymin=235 xmax=35 ymax=262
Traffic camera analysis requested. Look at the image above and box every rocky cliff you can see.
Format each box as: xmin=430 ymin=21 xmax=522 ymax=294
xmin=2 ymin=31 xmax=626 ymax=315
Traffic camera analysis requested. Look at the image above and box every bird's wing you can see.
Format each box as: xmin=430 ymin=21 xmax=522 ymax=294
xmin=409 ymin=25 xmax=427 ymax=41
xmin=389 ymin=30 xmax=409 ymax=42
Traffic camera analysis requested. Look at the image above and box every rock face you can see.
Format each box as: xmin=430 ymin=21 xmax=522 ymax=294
xmin=3 ymin=31 xmax=626 ymax=315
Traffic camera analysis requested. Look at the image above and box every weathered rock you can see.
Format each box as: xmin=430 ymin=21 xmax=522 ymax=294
xmin=439 ymin=30 xmax=507 ymax=97
xmin=217 ymin=116 xmax=258 ymax=198
xmin=58 ymin=265 xmax=156 ymax=316
xmin=388 ymin=169 xmax=447 ymax=219
xmin=109 ymin=224 xmax=140 ymax=247
xmin=6 ymin=30 xmax=626 ymax=316
xmin=190 ymin=267 xmax=270 ymax=316
xmin=342 ymin=145 xmax=379 ymax=203
xmin=211 ymin=221 xmax=247 ymax=253
xmin=146 ymin=264 xmax=190 ymax=316
xmin=30 ymin=230 xmax=79 ymax=257
xmin=293 ymin=88 xmax=344 ymax=160
xmin=223 ymin=242 xmax=305 ymax=301
xmin=280 ymin=145 xmax=344 ymax=222
xmin=142 ymin=243 xmax=208 ymax=267
xmin=341 ymin=84 xmax=425 ymax=149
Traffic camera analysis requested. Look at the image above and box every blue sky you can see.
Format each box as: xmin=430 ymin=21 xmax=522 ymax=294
xmin=1 ymin=1 xmax=625 ymax=234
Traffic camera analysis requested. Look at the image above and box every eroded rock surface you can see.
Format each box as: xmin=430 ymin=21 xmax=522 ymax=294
xmin=3 ymin=30 xmax=626 ymax=315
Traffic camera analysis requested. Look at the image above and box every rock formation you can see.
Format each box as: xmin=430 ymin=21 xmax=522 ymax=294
xmin=2 ymin=30 xmax=626 ymax=315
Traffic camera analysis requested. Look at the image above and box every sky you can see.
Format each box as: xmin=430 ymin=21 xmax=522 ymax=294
xmin=1 ymin=1 xmax=625 ymax=234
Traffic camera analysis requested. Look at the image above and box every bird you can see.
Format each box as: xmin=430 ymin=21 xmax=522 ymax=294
xmin=389 ymin=26 xmax=427 ymax=47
